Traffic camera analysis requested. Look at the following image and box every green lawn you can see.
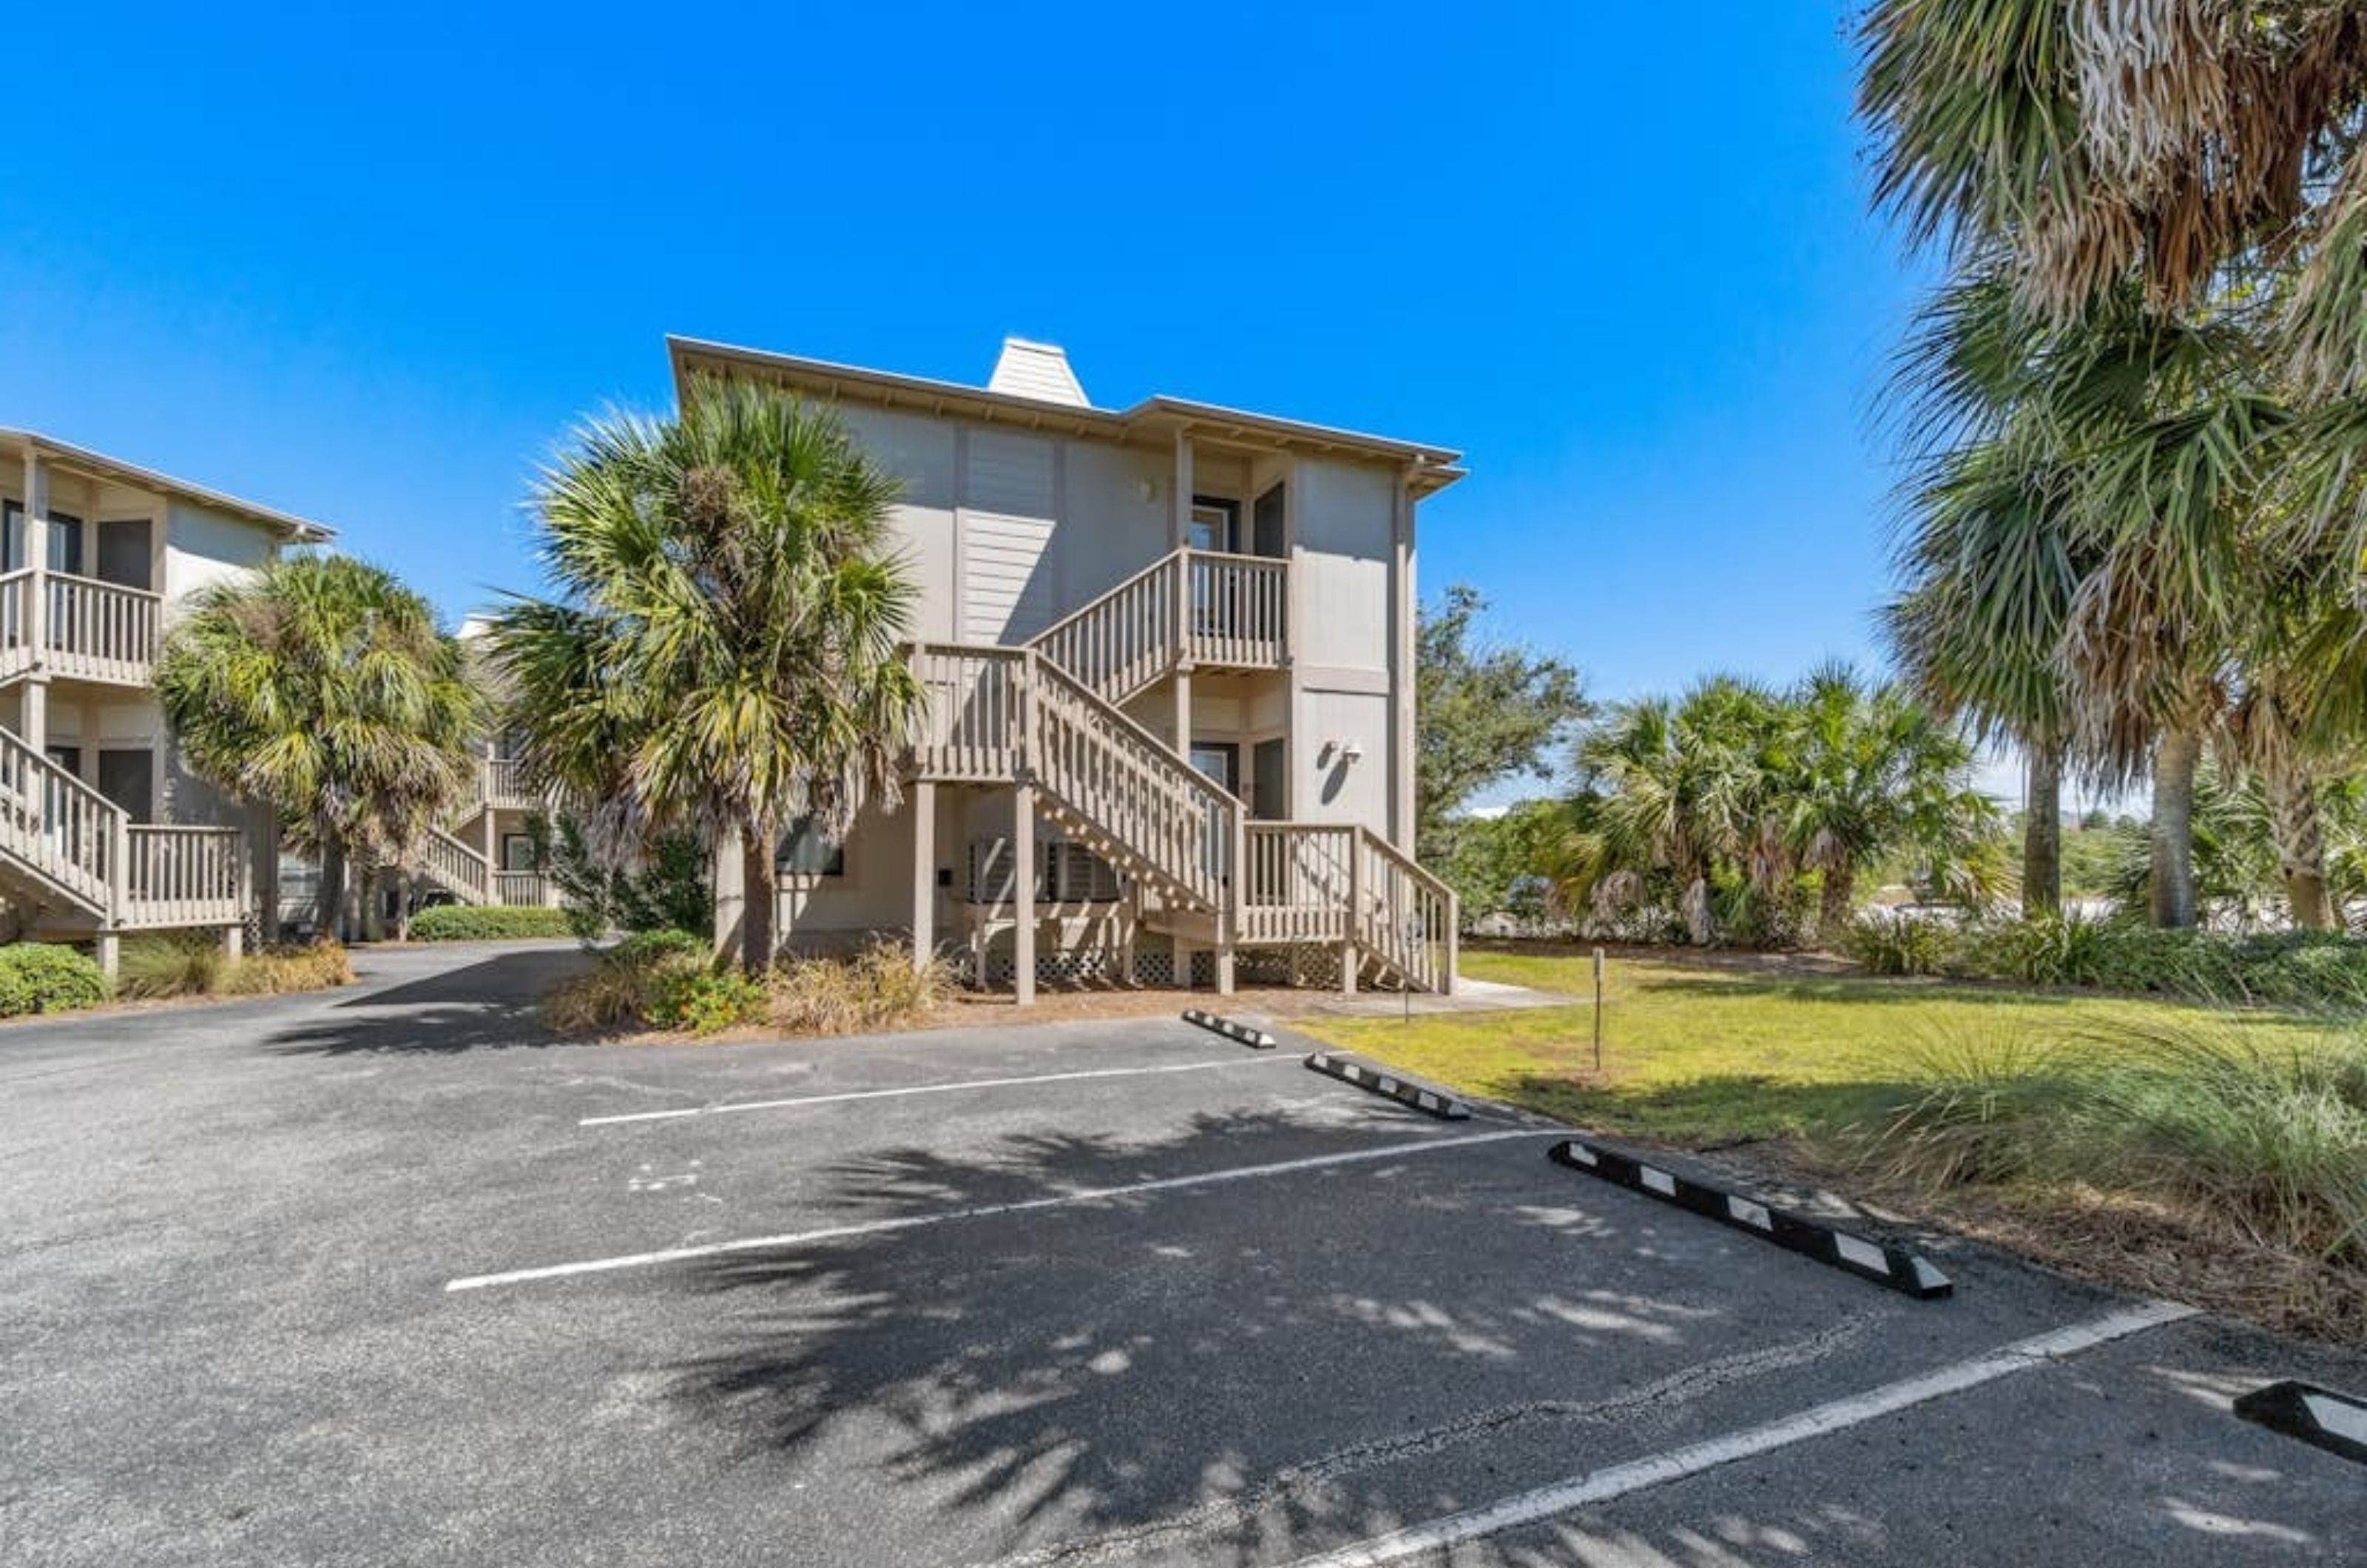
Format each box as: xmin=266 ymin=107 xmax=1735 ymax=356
xmin=1301 ymin=947 xmax=2353 ymax=1143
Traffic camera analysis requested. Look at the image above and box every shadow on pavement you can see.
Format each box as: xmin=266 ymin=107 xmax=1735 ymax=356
xmin=661 ymin=1109 xmax=1856 ymax=1567
xmin=267 ymin=947 xmax=593 ymax=1055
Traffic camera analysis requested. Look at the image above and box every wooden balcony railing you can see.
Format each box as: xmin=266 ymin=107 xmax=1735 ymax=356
xmin=124 ymin=827 xmax=246 ymax=929
xmin=1184 ymin=551 xmax=1287 ymax=669
xmin=0 ymin=569 xmax=162 ymax=686
xmin=493 ymin=871 xmax=552 ymax=907
xmin=484 ymin=757 xmax=535 ymax=807
xmin=1028 ymin=547 xmax=1286 ymax=706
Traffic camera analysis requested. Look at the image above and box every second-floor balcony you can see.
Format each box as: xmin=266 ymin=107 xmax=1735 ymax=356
xmin=0 ymin=568 xmax=163 ymax=688
xmin=1030 ymin=547 xmax=1286 ymax=706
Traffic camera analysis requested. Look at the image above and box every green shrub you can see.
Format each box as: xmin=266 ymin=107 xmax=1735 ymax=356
xmin=542 ymin=930 xmax=717 ymax=1033
xmin=1869 ymin=1020 xmax=2367 ymax=1262
xmin=1843 ymin=912 xmax=1954 ymax=977
xmin=118 ymin=935 xmax=229 ymax=1000
xmin=1940 ymin=914 xmax=2248 ymax=1002
xmin=611 ymin=927 xmax=710 ymax=967
xmin=646 ymin=964 xmax=768 ymax=1033
xmin=530 ymin=817 xmax=712 ymax=943
xmin=2081 ymin=1027 xmax=2367 ymax=1259
xmin=411 ymin=904 xmax=575 ymax=942
xmin=0 ymin=943 xmax=109 ymax=1016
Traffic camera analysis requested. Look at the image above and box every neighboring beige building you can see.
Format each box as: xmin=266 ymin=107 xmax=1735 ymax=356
xmin=0 ymin=432 xmax=331 ymax=970
xmin=678 ymin=335 xmax=1465 ymax=997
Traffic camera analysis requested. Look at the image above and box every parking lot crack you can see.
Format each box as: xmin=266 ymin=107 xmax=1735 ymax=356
xmin=968 ymin=1310 xmax=1884 ymax=1568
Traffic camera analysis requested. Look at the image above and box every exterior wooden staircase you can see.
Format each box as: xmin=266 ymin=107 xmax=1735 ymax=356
xmin=0 ymin=729 xmax=246 ymax=958
xmin=912 ymin=549 xmax=1455 ymax=993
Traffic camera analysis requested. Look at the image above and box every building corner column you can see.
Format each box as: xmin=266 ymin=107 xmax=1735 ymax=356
xmin=911 ymin=779 xmax=936 ymax=971
xmin=1012 ymin=780 xmax=1036 ymax=1006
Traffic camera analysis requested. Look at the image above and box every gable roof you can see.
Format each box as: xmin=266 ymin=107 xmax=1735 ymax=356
xmin=0 ymin=429 xmax=335 ymax=542
xmin=666 ymin=336 xmax=1468 ymax=498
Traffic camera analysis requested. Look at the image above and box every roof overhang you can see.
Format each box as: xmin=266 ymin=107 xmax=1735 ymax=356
xmin=0 ymin=429 xmax=335 ymax=542
xmin=666 ymin=336 xmax=1467 ymax=498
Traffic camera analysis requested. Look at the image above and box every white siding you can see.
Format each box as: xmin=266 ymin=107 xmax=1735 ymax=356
xmin=960 ymin=431 xmax=1057 ymax=643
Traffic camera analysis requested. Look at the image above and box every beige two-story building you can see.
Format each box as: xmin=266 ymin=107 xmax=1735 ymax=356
xmin=0 ymin=432 xmax=334 ymax=969
xmin=679 ymin=337 xmax=1464 ymax=999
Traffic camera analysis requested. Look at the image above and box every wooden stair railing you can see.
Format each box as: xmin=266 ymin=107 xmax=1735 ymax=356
xmin=0 ymin=727 xmax=116 ymax=914
xmin=419 ymin=825 xmax=493 ymax=905
xmin=0 ymin=730 xmax=247 ymax=930
xmin=1027 ymin=551 xmax=1184 ymax=707
xmin=1027 ymin=547 xmax=1289 ymax=707
xmin=912 ymin=643 xmax=1237 ymax=915
xmin=911 ymin=641 xmax=1455 ymax=991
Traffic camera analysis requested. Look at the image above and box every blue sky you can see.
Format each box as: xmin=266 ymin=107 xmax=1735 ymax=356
xmin=1 ymin=4 xmax=1939 ymax=753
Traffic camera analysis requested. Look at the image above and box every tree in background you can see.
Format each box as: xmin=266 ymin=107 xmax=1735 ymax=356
xmin=1415 ymin=585 xmax=1589 ymax=863
xmin=1775 ymin=663 xmax=2003 ymax=939
xmin=1562 ymin=669 xmax=1999 ymax=947
xmin=157 ymin=554 xmax=484 ymax=940
xmin=1883 ymin=271 xmax=2090 ymax=916
xmin=489 ymin=378 xmax=925 ymax=974
xmin=1439 ymin=799 xmax=1581 ymax=930
xmin=1568 ymin=676 xmax=1788 ymax=946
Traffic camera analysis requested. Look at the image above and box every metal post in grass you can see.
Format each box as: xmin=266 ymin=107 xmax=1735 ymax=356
xmin=1593 ymin=947 xmax=1605 ymax=1072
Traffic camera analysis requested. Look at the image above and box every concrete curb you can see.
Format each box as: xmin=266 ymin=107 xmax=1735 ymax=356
xmin=1303 ymin=1051 xmax=1472 ymax=1120
xmin=2235 ymin=1380 xmax=2367 ymax=1465
xmin=1547 ymin=1138 xmax=1954 ymax=1300
xmin=1181 ymin=1009 xmax=1277 ymax=1050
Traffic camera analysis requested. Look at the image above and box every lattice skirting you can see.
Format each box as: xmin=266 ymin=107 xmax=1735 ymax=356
xmin=969 ymin=939 xmax=1229 ymax=989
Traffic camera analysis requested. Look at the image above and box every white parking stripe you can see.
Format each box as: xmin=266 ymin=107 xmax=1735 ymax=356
xmin=580 ymin=1055 xmax=1300 ymax=1127
xmin=1283 ymin=1300 xmax=2198 ymax=1567
xmin=445 ymin=1127 xmax=1541 ymax=1293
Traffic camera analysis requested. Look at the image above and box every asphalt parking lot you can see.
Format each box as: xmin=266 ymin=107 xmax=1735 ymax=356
xmin=2 ymin=942 xmax=2361 ymax=1567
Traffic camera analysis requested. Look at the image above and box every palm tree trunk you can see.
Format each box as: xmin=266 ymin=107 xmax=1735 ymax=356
xmin=317 ymin=837 xmax=346 ymax=942
xmin=2263 ymin=763 xmax=2334 ymax=930
xmin=2023 ymin=738 xmax=2063 ymax=919
xmin=1818 ymin=864 xmax=1857 ymax=941
xmin=740 ymin=828 xmax=777 ymax=976
xmin=1680 ymin=874 xmax=1713 ymax=947
xmin=2149 ymin=729 xmax=2202 ymax=930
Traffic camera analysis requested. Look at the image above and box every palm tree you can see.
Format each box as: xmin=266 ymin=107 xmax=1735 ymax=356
xmin=1573 ymin=677 xmax=1784 ymax=946
xmin=156 ymin=554 xmax=484 ymax=940
xmin=488 ymin=377 xmax=925 ymax=974
xmin=1883 ymin=273 xmax=2090 ymax=916
xmin=1773 ymin=664 xmax=2002 ymax=939
xmin=1857 ymin=3 xmax=2367 ymax=353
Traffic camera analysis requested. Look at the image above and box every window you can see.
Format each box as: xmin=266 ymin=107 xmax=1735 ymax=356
xmin=1187 ymin=496 xmax=1238 ymax=553
xmin=1 ymin=501 xmax=82 ymax=575
xmin=777 ymin=816 xmax=845 ymax=877
xmin=501 ymin=834 xmax=538 ymax=873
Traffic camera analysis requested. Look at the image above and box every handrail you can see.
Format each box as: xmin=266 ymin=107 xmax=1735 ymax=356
xmin=1028 ymin=547 xmax=1184 ymax=650
xmin=0 ymin=727 xmax=116 ymax=910
xmin=123 ymin=825 xmax=244 ymax=927
xmin=419 ymin=826 xmax=492 ymax=905
xmin=1033 ymin=655 xmax=1238 ymax=911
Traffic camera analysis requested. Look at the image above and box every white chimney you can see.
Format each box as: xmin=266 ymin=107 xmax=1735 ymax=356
xmin=987 ymin=337 xmax=1090 ymax=408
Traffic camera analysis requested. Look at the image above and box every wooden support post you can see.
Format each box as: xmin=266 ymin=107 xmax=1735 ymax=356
xmin=1012 ymin=779 xmax=1036 ymax=1007
xmin=95 ymin=930 xmax=118 ymax=984
xmin=1342 ymin=837 xmax=1361 ymax=996
xmin=911 ymin=779 xmax=936 ymax=971
xmin=20 ymin=678 xmax=46 ymax=757
xmin=1218 ymin=809 xmax=1243 ymax=996
xmin=21 ymin=449 xmax=47 ymax=672
xmin=1172 ymin=666 xmax=1192 ymax=756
